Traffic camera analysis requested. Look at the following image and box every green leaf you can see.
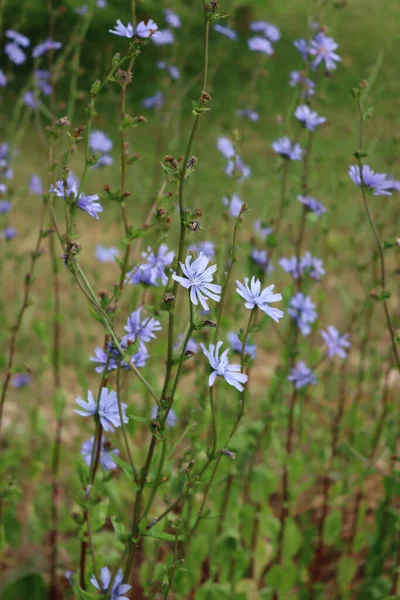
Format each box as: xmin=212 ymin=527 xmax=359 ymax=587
xmin=144 ymin=529 xmax=185 ymax=542
xmin=323 ymin=510 xmax=343 ymax=546
xmin=90 ymin=497 xmax=110 ymax=532
xmin=110 ymin=453 xmax=137 ymax=484
xmin=264 ymin=562 xmax=297 ymax=592
xmin=0 ymin=572 xmax=46 ymax=600
xmin=3 ymin=509 xmax=21 ymax=547
xmin=283 ymin=518 xmax=302 ymax=562
xmin=74 ymin=585 xmax=100 ymax=600
xmin=337 ymin=556 xmax=357 ymax=592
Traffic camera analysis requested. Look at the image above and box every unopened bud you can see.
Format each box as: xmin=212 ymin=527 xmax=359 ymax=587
xmin=164 ymin=155 xmax=179 ymax=170
xmin=200 ymin=90 xmax=212 ymax=104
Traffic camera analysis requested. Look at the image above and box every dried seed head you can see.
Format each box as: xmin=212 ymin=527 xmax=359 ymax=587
xmin=117 ymin=68 xmax=132 ymax=85
xmin=164 ymin=155 xmax=179 ymax=170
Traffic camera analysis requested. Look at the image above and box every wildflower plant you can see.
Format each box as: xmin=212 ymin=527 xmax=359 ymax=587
xmin=1 ymin=2 xmax=400 ymax=600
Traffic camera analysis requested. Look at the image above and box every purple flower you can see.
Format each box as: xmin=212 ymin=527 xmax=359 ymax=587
xmin=226 ymin=155 xmax=251 ymax=182
xmin=152 ymin=29 xmax=174 ymax=46
xmin=289 ymin=71 xmax=315 ymax=98
xmin=29 ymin=174 xmax=43 ymax=196
xmin=11 ymin=373 xmax=31 ymax=388
xmin=2 ymin=226 xmax=16 ymax=240
xmin=157 ymin=61 xmax=180 ymax=80
xmin=95 ymin=155 xmax=114 ymax=168
xmin=223 ymin=193 xmax=242 ymax=218
xmin=23 ymin=91 xmax=36 ymax=109
xmin=81 ymin=437 xmax=119 ymax=471
xmin=310 ymin=32 xmax=340 ymax=71
xmin=75 ymin=388 xmax=128 ymax=433
xmin=90 ymin=343 xmax=123 ymax=373
xmin=96 ymin=245 xmax=119 ymax=262
xmin=90 ymin=130 xmax=113 ymax=153
xmin=248 ymin=36 xmax=273 ymax=55
xmin=0 ymin=70 xmax=7 ymax=87
xmin=164 ymin=9 xmax=181 ymax=28
xmin=228 ymin=331 xmax=257 ymax=360
xmin=249 ymin=21 xmax=280 ymax=42
xmin=136 ymin=20 xmax=159 ymax=39
xmin=75 ymin=4 xmax=88 ymax=15
xmin=77 ymin=194 xmax=103 ymax=219
xmin=250 ymin=249 xmax=274 ymax=275
xmin=288 ymin=361 xmax=317 ymax=389
xmin=294 ymin=39 xmax=309 ymax=60
xmin=253 ymin=219 xmax=272 ymax=240
xmin=126 ymin=245 xmax=174 ymax=286
xmin=50 ymin=173 xmax=78 ymax=199
xmin=288 ymin=293 xmax=318 ymax=336
xmin=272 ymin=137 xmax=302 ymax=160
xmin=0 ymin=200 xmax=11 ymax=214
xmin=174 ymin=335 xmax=199 ymax=355
xmin=348 ymin=165 xmax=392 ymax=196
xmin=97 ymin=0 xmax=107 ymax=7
xmin=5 ymin=42 xmax=26 ymax=65
xmin=122 ymin=307 xmax=161 ymax=346
xmin=6 ymin=30 xmax=30 ymax=47
xmin=91 ymin=567 xmax=131 ymax=599
xmin=109 ymin=19 xmax=134 ymax=38
xmin=295 ymin=104 xmax=326 ymax=131
xmin=236 ymin=277 xmax=284 ymax=322
xmin=142 ymin=91 xmax=164 ymax=109
xmin=236 ymin=107 xmax=259 ymax=122
xmin=213 ymin=24 xmax=237 ymax=40
xmin=217 ymin=136 xmax=235 ymax=159
xmin=188 ymin=240 xmax=215 ymax=259
xmin=172 ymin=253 xmax=221 ymax=311
xmin=0 ymin=183 xmax=7 ymax=194
xmin=151 ymin=406 xmax=177 ymax=428
xmin=279 ymin=256 xmax=301 ymax=278
xmin=200 ymin=341 xmax=248 ymax=392
xmin=32 ymin=39 xmax=62 ymax=58
xmin=297 ymin=194 xmax=326 ymax=216
xmin=300 ymin=252 xmax=325 ymax=280
xmin=320 ymin=326 xmax=350 ymax=359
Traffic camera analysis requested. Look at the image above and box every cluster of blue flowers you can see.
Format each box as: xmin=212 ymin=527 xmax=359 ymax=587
xmin=4 ymin=29 xmax=61 ymax=66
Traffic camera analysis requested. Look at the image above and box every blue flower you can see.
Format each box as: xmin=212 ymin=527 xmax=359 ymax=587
xmin=279 ymin=256 xmax=301 ymax=278
xmin=30 ymin=174 xmax=43 ymax=196
xmin=226 ymin=155 xmax=251 ymax=182
xmin=136 ymin=20 xmax=159 ymax=39
xmin=2 ymin=226 xmax=16 ymax=240
xmin=97 ymin=0 xmax=106 ymax=6
xmin=90 ymin=342 xmax=148 ymax=373
xmin=164 ymin=8 xmax=181 ymax=28
xmin=249 ymin=21 xmax=280 ymax=42
xmin=6 ymin=30 xmax=30 ymax=47
xmin=200 ymin=341 xmax=248 ymax=392
xmin=288 ymin=361 xmax=317 ymax=389
xmin=320 ymin=326 xmax=350 ymax=359
xmin=349 ymin=165 xmax=392 ymax=196
xmin=90 ymin=130 xmax=113 ymax=153
xmin=248 ymin=36 xmax=273 ymax=55
xmin=157 ymin=61 xmax=180 ymax=80
xmin=11 ymin=373 xmax=31 ymax=388
xmin=0 ymin=200 xmax=11 ymax=214
xmin=253 ymin=219 xmax=273 ymax=240
xmin=151 ymin=406 xmax=177 ymax=428
xmin=310 ymin=33 xmax=340 ymax=71
xmin=272 ymin=137 xmax=302 ymax=160
xmin=152 ymin=29 xmax=174 ymax=46
xmin=223 ymin=193 xmax=242 ymax=218
xmin=23 ymin=91 xmax=36 ymax=109
xmin=0 ymin=70 xmax=6 ymax=87
xmin=174 ymin=335 xmax=199 ymax=355
xmin=35 ymin=70 xmax=52 ymax=95
xmin=293 ymin=39 xmax=309 ymax=60
xmin=295 ymin=104 xmax=326 ymax=131
xmin=228 ymin=331 xmax=257 ymax=360
xmin=236 ymin=107 xmax=259 ymax=122
xmin=236 ymin=276 xmax=284 ymax=322
xmin=109 ymin=19 xmax=134 ymax=38
xmin=300 ymin=252 xmax=325 ymax=281
xmin=297 ymin=194 xmax=326 ymax=216
xmin=77 ymin=194 xmax=103 ymax=219
xmin=75 ymin=4 xmax=88 ymax=15
xmin=127 ymin=244 xmax=174 ymax=286
xmin=95 ymin=155 xmax=114 ymax=168
xmin=5 ymin=42 xmax=26 ymax=65
xmin=250 ymin=249 xmax=274 ymax=275
xmin=81 ymin=437 xmax=119 ymax=471
xmin=75 ymin=388 xmax=128 ymax=433
xmin=188 ymin=240 xmax=215 ymax=259
xmin=217 ymin=136 xmax=235 ymax=159
xmin=96 ymin=245 xmax=119 ymax=262
xmin=90 ymin=567 xmax=131 ymax=600
xmin=32 ymin=39 xmax=62 ymax=58
xmin=122 ymin=307 xmax=161 ymax=346
xmin=288 ymin=293 xmax=318 ymax=336
xmin=49 ymin=173 xmax=78 ymax=199
xmin=213 ymin=24 xmax=237 ymax=40
xmin=289 ymin=71 xmax=315 ymax=98
xmin=172 ymin=253 xmax=221 ymax=311
xmin=142 ymin=91 xmax=164 ymax=109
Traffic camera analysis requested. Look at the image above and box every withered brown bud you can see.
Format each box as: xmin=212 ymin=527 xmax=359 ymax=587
xmin=166 ymin=216 xmax=172 ymax=225
xmin=167 ymin=191 xmax=174 ymax=197
xmin=240 ymin=202 xmax=249 ymax=214
xmin=117 ymin=69 xmax=132 ymax=85
xmin=156 ymin=208 xmax=167 ymax=218
xmin=56 ymin=116 xmax=71 ymax=127
xmin=164 ymin=155 xmax=179 ymax=170
xmin=370 ymin=289 xmax=377 ymax=299
xmin=103 ymin=440 xmax=112 ymax=451
xmin=104 ymin=184 xmax=112 ymax=193
xmin=360 ymin=79 xmax=368 ymax=88
xmin=122 ymin=191 xmax=131 ymax=199
xmin=202 ymin=319 xmax=217 ymax=328
xmin=98 ymin=291 xmax=106 ymax=299
xmin=137 ymin=115 xmax=147 ymax=123
xmin=192 ymin=208 xmax=203 ymax=218
xmin=164 ymin=292 xmax=175 ymax=304
xmin=186 ymin=156 xmax=198 ymax=169
xmin=73 ymin=125 xmax=85 ymax=138
xmin=189 ymin=221 xmax=201 ymax=232
xmin=200 ymin=90 xmax=212 ymax=103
